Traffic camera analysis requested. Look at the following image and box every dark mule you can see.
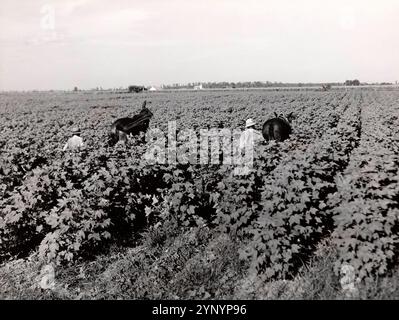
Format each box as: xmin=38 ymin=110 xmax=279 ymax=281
xmin=110 ymin=100 xmax=153 ymax=145
xmin=262 ymin=112 xmax=294 ymax=142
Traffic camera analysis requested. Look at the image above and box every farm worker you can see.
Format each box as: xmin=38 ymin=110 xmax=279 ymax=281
xmin=39 ymin=264 xmax=56 ymax=291
xmin=238 ymin=118 xmax=263 ymax=152
xmin=234 ymin=119 xmax=263 ymax=176
xmin=63 ymin=127 xmax=84 ymax=151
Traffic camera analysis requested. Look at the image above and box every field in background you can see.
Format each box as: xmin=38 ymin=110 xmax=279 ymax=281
xmin=1 ymin=88 xmax=399 ymax=299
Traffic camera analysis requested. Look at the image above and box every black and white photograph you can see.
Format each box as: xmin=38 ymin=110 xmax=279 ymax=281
xmin=1 ymin=0 xmax=399 ymax=304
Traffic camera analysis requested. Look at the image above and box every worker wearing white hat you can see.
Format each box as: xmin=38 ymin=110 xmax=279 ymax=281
xmin=238 ymin=118 xmax=263 ymax=151
xmin=235 ymin=118 xmax=263 ymax=175
xmin=63 ymin=127 xmax=84 ymax=151
xmin=245 ymin=118 xmax=256 ymax=128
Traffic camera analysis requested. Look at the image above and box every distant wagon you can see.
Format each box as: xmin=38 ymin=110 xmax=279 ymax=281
xmin=321 ymin=84 xmax=331 ymax=91
xmin=128 ymin=85 xmax=148 ymax=93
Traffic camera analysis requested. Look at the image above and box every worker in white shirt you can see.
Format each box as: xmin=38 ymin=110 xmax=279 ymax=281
xmin=235 ymin=118 xmax=263 ymax=175
xmin=63 ymin=127 xmax=84 ymax=151
xmin=238 ymin=118 xmax=263 ymax=152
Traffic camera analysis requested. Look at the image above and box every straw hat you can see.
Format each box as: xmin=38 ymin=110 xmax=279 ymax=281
xmin=71 ymin=127 xmax=81 ymax=134
xmin=245 ymin=118 xmax=256 ymax=128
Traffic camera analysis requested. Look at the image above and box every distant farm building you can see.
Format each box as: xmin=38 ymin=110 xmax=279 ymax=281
xmin=194 ymin=84 xmax=203 ymax=90
xmin=148 ymin=86 xmax=157 ymax=91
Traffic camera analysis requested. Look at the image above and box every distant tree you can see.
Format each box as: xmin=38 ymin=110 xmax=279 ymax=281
xmin=345 ymin=79 xmax=360 ymax=86
xmin=73 ymin=86 xmax=78 ymax=92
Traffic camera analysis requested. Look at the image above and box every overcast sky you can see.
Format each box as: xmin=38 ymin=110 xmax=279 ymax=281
xmin=0 ymin=0 xmax=398 ymax=90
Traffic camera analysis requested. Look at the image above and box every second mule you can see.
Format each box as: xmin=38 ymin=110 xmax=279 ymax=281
xmin=262 ymin=112 xmax=294 ymax=142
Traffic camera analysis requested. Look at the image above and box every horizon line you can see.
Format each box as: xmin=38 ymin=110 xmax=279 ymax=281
xmin=1 ymin=80 xmax=399 ymax=93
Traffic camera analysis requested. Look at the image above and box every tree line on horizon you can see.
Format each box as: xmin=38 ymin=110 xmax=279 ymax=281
xmin=69 ymin=80 xmax=396 ymax=92
xmin=162 ymin=80 xmax=394 ymax=89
